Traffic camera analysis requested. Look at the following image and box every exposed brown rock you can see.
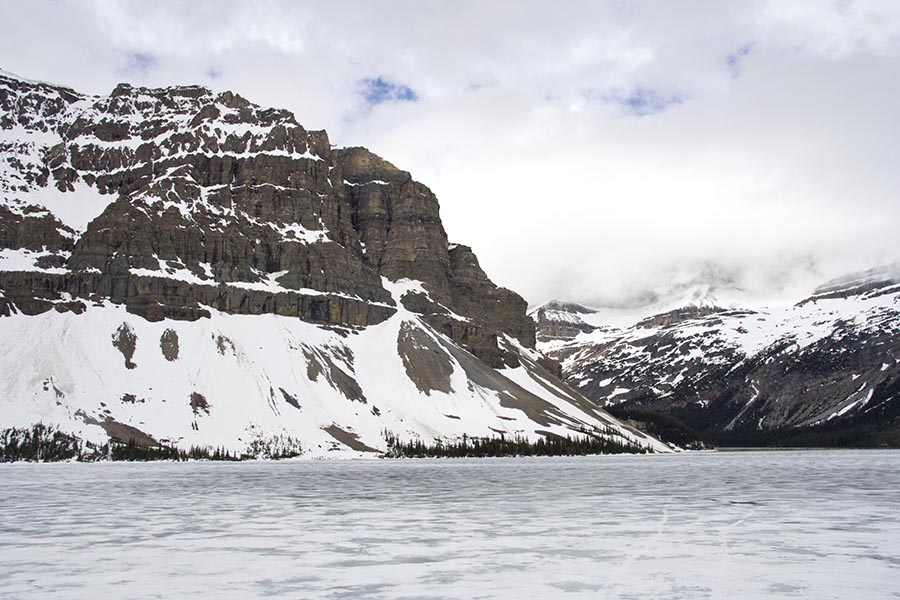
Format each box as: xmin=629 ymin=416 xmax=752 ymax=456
xmin=421 ymin=314 xmax=504 ymax=368
xmin=302 ymin=347 xmax=366 ymax=402
xmin=397 ymin=321 xmax=454 ymax=395
xmin=636 ymin=305 xmax=724 ymax=328
xmin=1 ymin=72 xmax=537 ymax=363
xmin=446 ymin=245 xmax=535 ymax=348
xmin=215 ymin=334 xmax=234 ymax=355
xmin=77 ymin=410 xmax=156 ymax=447
xmin=279 ymin=388 xmax=301 ymax=410
xmin=0 ymin=293 xmax=14 ymax=317
xmin=532 ymin=301 xmax=601 ymax=343
xmin=160 ymin=329 xmax=179 ymax=361
xmin=433 ymin=334 xmax=566 ymax=427
xmin=337 ymin=146 xmax=536 ymax=356
xmin=0 ymin=206 xmax=74 ymax=252
xmin=111 ymin=323 xmax=137 ymax=369
xmin=323 ymin=424 xmax=379 ymax=452
xmin=190 ymin=391 xmax=209 ymax=416
xmin=304 ymin=349 xmax=325 ymax=381
xmin=537 ymin=356 xmax=563 ymax=379
xmin=323 ymin=355 xmax=366 ymax=403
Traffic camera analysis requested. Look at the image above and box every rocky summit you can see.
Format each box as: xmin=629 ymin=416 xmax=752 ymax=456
xmin=0 ymin=70 xmax=666 ymax=457
xmin=534 ymin=266 xmax=900 ymax=447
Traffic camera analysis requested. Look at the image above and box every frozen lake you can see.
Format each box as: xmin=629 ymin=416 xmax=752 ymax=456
xmin=1 ymin=451 xmax=898 ymax=599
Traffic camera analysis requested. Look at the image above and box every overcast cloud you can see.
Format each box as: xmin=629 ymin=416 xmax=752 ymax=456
xmin=2 ymin=0 xmax=899 ymax=307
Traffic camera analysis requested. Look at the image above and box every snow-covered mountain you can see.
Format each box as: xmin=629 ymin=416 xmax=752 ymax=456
xmin=0 ymin=70 xmax=668 ymax=457
xmin=534 ymin=267 xmax=900 ymax=446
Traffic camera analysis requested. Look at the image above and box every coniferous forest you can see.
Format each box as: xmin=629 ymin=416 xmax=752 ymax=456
xmin=1 ymin=423 xmax=652 ymax=462
xmin=0 ymin=424 xmax=242 ymax=462
xmin=383 ymin=429 xmax=649 ymax=458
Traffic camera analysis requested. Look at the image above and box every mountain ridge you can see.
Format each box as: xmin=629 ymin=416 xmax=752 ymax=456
xmin=534 ymin=269 xmax=900 ymax=447
xmin=0 ymin=71 xmax=667 ymax=457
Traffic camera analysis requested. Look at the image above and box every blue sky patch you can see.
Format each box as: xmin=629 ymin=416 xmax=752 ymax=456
xmin=125 ymin=52 xmax=156 ymax=73
xmin=726 ymin=44 xmax=753 ymax=78
xmin=595 ymin=87 xmax=687 ymax=116
xmin=359 ymin=77 xmax=418 ymax=105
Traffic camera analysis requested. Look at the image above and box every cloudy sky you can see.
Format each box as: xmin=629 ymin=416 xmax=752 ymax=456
xmin=2 ymin=0 xmax=899 ymax=307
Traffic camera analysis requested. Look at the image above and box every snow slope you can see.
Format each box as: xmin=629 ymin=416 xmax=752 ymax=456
xmin=535 ymin=272 xmax=900 ymax=439
xmin=1 ymin=281 xmax=666 ymax=457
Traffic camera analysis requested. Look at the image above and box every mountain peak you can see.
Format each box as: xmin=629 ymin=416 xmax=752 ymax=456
xmin=0 ymin=72 xmax=664 ymax=456
xmin=537 ymin=264 xmax=900 ymax=447
xmin=808 ymin=263 xmax=900 ymax=302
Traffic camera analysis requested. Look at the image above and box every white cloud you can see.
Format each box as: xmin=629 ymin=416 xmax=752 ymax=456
xmin=1 ymin=0 xmax=898 ymax=307
xmin=758 ymin=0 xmax=900 ymax=58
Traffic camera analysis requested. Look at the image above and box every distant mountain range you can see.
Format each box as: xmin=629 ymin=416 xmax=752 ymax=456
xmin=0 ymin=70 xmax=668 ymax=458
xmin=532 ymin=266 xmax=900 ymax=447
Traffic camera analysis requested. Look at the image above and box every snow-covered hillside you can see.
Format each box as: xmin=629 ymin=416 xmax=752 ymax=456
xmin=534 ymin=268 xmax=900 ymax=444
xmin=0 ymin=70 xmax=666 ymax=456
xmin=2 ymin=280 xmax=667 ymax=457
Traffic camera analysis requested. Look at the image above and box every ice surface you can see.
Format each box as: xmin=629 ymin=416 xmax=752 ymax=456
xmin=1 ymin=451 xmax=898 ymax=600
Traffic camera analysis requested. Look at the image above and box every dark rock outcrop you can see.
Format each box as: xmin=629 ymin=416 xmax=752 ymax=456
xmin=0 ymin=72 xmax=536 ymax=359
xmin=531 ymin=301 xmax=601 ymax=343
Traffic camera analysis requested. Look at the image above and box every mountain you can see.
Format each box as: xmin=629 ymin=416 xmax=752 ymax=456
xmin=533 ymin=267 xmax=900 ymax=447
xmin=0 ymin=70 xmax=668 ymax=457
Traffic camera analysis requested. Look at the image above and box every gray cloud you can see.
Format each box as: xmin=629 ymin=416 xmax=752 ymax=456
xmin=1 ymin=0 xmax=898 ymax=307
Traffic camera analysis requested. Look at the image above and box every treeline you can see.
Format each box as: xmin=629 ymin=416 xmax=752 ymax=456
xmin=710 ymin=422 xmax=900 ymax=449
xmin=1 ymin=424 xmax=82 ymax=462
xmin=104 ymin=438 xmax=241 ymax=462
xmin=383 ymin=429 xmax=649 ymax=458
xmin=605 ymin=407 xmax=709 ymax=450
xmin=1 ymin=424 xmax=241 ymax=462
xmin=244 ymin=434 xmax=303 ymax=459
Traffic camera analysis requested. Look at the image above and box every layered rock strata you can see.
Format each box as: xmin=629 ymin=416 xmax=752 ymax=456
xmin=0 ymin=71 xmax=533 ymax=361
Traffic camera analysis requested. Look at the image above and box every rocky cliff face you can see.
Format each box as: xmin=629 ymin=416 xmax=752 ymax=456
xmin=0 ymin=71 xmax=531 ymax=360
xmin=534 ymin=269 xmax=900 ymax=447
xmin=531 ymin=301 xmax=605 ymax=343
xmin=0 ymin=71 xmax=664 ymax=457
